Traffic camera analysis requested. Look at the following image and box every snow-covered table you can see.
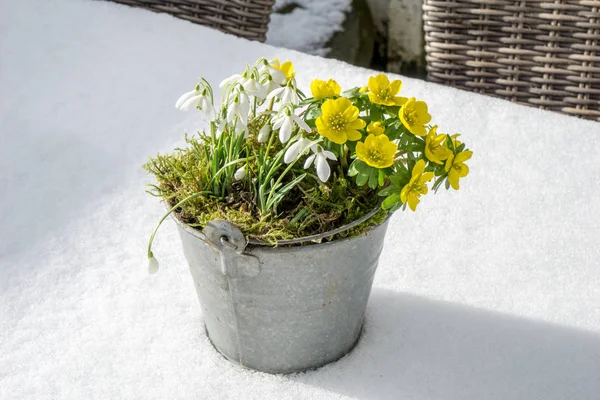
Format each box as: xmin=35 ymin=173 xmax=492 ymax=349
xmin=1 ymin=1 xmax=600 ymax=399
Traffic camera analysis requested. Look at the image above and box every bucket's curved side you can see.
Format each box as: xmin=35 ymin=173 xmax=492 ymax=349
xmin=175 ymin=219 xmax=390 ymax=374
xmin=175 ymin=226 xmax=242 ymax=362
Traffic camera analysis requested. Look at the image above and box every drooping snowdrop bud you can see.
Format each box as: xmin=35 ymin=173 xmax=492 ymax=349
xmin=234 ymin=166 xmax=246 ymax=181
xmin=258 ymin=123 xmax=271 ymax=143
xmin=148 ymin=255 xmax=159 ymax=274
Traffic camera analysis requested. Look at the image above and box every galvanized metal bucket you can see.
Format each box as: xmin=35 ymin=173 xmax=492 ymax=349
xmin=173 ymin=211 xmax=389 ymax=374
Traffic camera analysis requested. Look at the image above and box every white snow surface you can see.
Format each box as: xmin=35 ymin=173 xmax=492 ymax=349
xmin=2 ymin=1 xmax=600 ymax=399
xmin=266 ymin=0 xmax=351 ymax=56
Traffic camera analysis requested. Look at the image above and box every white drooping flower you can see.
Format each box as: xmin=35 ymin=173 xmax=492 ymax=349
xmin=259 ymin=61 xmax=286 ymax=86
xmin=175 ymin=86 xmax=216 ymax=120
xmin=257 ymin=123 xmax=271 ymax=143
xmin=216 ymin=119 xmax=226 ymax=138
xmin=242 ymin=77 xmax=267 ymax=100
xmin=304 ymin=145 xmax=337 ymax=182
xmin=271 ymin=110 xmax=311 ymax=143
xmin=261 ymin=76 xmax=281 ymax=97
xmin=148 ymin=256 xmax=159 ymax=274
xmin=234 ymin=166 xmax=246 ymax=180
xmin=219 ymin=74 xmax=242 ymax=91
xmin=267 ymin=86 xmax=300 ymax=106
xmin=226 ymin=92 xmax=250 ymax=126
xmin=284 ymin=136 xmax=313 ymax=164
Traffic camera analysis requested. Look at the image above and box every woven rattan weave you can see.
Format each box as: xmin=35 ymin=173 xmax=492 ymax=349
xmin=423 ymin=0 xmax=600 ymax=121
xmin=106 ymin=0 xmax=275 ymax=42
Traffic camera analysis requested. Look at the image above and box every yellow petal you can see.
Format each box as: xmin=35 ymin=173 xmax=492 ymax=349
xmin=368 ymin=76 xmax=380 ymax=93
xmin=342 ymin=105 xmax=359 ymax=121
xmin=448 ymin=171 xmax=460 ymax=190
xmin=422 ymin=171 xmax=434 ymax=182
xmin=389 ymin=79 xmax=402 ymax=95
xmin=455 ymin=150 xmax=473 ymax=164
xmin=345 ymin=129 xmax=362 ymax=141
xmin=412 ymin=159 xmax=425 ymax=176
xmin=348 ymin=118 xmax=366 ymax=130
xmin=393 ymin=96 xmax=408 ymax=106
xmin=445 ymin=154 xmax=455 ymax=172
xmin=408 ymin=193 xmax=419 ymax=211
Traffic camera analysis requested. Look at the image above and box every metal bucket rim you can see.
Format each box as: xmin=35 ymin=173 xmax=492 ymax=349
xmin=171 ymin=206 xmax=390 ymax=249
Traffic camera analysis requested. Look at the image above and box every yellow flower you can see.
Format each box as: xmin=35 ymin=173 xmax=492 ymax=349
xmin=359 ymin=86 xmax=368 ymax=93
xmin=271 ymin=58 xmax=295 ymax=81
xmin=445 ymin=150 xmax=472 ymax=190
xmin=310 ymin=79 xmax=341 ymax=100
xmin=425 ymin=125 xmax=451 ymax=165
xmin=367 ymin=74 xmax=407 ymax=106
xmin=356 ymin=134 xmax=398 ymax=169
xmin=316 ymin=98 xmax=366 ymax=144
xmin=401 ymin=160 xmax=434 ymax=211
xmin=399 ymin=97 xmax=432 ymax=136
xmin=367 ymin=121 xmax=385 ymax=136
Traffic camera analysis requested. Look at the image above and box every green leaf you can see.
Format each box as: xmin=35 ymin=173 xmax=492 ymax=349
xmin=342 ymin=87 xmax=361 ymax=98
xmin=368 ymin=169 xmax=378 ymax=189
xmin=381 ymin=193 xmax=401 ymax=210
xmin=354 ymin=159 xmax=370 ymax=174
xmin=305 ymin=104 xmax=322 ymax=120
xmin=370 ymin=104 xmax=383 ymax=122
xmin=348 ymin=158 xmax=362 ymax=176
xmin=266 ymin=173 xmax=307 ymax=210
xmin=378 ymin=186 xmax=396 ymax=196
xmin=378 ymin=169 xmax=385 ymax=186
xmin=356 ymin=172 xmax=368 ymax=186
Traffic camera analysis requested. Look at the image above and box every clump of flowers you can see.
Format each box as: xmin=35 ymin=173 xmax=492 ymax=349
xmin=145 ymin=58 xmax=472 ymax=270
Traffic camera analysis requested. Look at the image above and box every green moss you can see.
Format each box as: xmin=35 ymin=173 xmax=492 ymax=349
xmin=144 ymin=134 xmax=388 ymax=245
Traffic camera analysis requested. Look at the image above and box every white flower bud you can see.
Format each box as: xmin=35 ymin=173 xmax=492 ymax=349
xmin=148 ymin=256 xmax=159 ymax=274
xmin=234 ymin=167 xmax=246 ymax=181
xmin=258 ymin=124 xmax=271 ymax=143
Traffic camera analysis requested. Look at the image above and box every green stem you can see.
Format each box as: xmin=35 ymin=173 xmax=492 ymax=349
xmin=147 ymin=191 xmax=212 ymax=259
xmin=340 ymin=144 xmax=348 ymax=170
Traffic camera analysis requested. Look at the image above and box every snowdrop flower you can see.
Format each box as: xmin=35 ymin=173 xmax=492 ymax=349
xmin=284 ymin=136 xmax=313 ymax=164
xmin=261 ymin=76 xmax=281 ymax=97
xmin=219 ymin=73 xmax=242 ymax=91
xmin=175 ymin=86 xmax=216 ymax=120
xmin=235 ymin=118 xmax=247 ymax=137
xmin=226 ymin=92 xmax=250 ymax=126
xmin=148 ymin=255 xmax=159 ymax=274
xmin=272 ymin=110 xmax=311 ymax=143
xmin=216 ymin=119 xmax=226 ymax=138
xmin=242 ymin=77 xmax=266 ymax=100
xmin=267 ymin=86 xmax=300 ymax=106
xmin=257 ymin=123 xmax=271 ymax=143
xmin=234 ymin=166 xmax=246 ymax=181
xmin=304 ymin=145 xmax=337 ymax=182
xmin=259 ymin=62 xmax=286 ymax=86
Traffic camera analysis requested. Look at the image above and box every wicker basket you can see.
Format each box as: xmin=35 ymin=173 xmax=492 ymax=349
xmin=106 ymin=0 xmax=275 ymax=42
xmin=423 ymin=0 xmax=600 ymax=121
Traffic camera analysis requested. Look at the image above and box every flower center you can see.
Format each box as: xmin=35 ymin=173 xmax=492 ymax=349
xmin=328 ymin=113 xmax=347 ymax=131
xmin=453 ymin=164 xmax=462 ymax=172
xmin=404 ymin=109 xmax=417 ymax=125
xmin=377 ymin=86 xmax=391 ymax=101
xmin=367 ymin=148 xmax=383 ymax=163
